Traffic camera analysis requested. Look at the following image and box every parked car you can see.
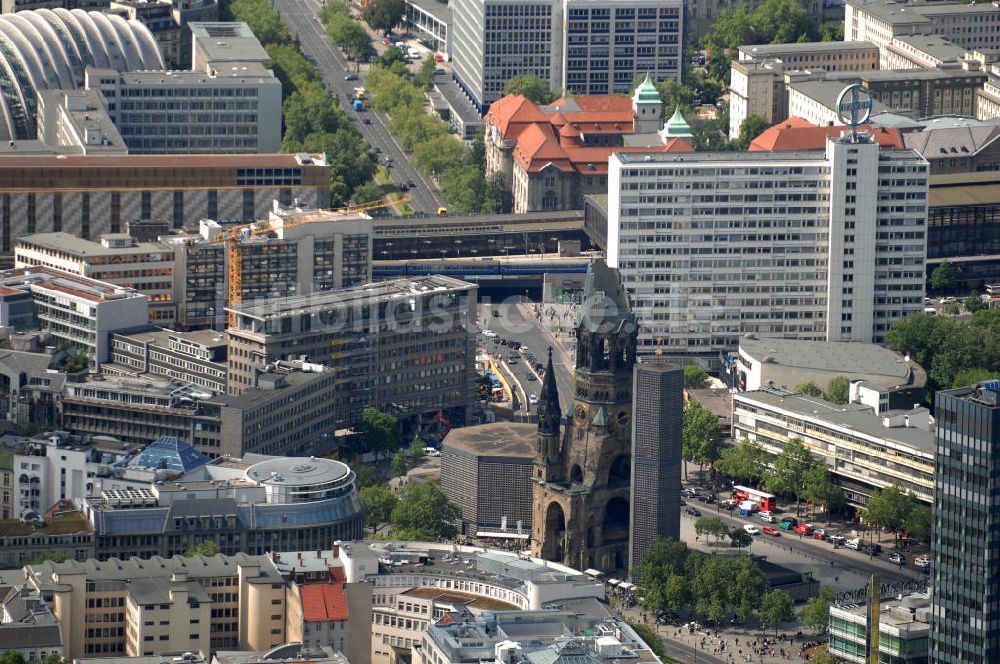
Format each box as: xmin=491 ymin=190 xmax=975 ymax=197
xmin=811 ymin=528 xmax=827 ymax=540
xmin=827 ymin=535 xmax=846 ymax=546
xmin=779 ymin=517 xmax=798 ymax=530
xmin=701 ymin=494 xmax=715 ymax=504
xmin=759 ymin=513 xmax=776 ymax=523
xmin=844 ymin=538 xmax=862 ymax=550
xmin=685 ymin=507 xmax=702 ymax=517
xmin=683 ymin=487 xmax=698 ymax=497
xmin=888 ymin=552 xmax=905 ymax=564
xmin=744 ymin=524 xmax=760 ymax=536
xmin=720 ymin=500 xmax=737 ymax=511
xmin=762 ymin=526 xmax=781 ymax=537
xmin=793 ymin=524 xmax=814 ymax=536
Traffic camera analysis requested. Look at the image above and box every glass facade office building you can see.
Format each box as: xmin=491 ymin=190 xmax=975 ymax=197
xmin=930 ymin=381 xmax=1000 ymax=663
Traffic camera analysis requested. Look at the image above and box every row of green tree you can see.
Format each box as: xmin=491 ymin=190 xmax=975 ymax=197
xmin=320 ymin=9 xmax=506 ymax=213
xmin=632 ymin=538 xmax=794 ymax=629
xmin=886 ymin=308 xmax=1000 ymax=394
xmin=684 ymin=403 xmax=843 ymax=518
xmin=361 ymin=61 xmax=507 ymax=212
xmin=221 ymin=0 xmax=375 ymax=205
xmin=355 ymin=460 xmax=461 ymax=540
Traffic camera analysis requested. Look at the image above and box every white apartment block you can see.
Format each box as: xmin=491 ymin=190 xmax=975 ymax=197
xmin=607 ymin=133 xmax=929 ymax=359
xmin=881 ymin=34 xmax=968 ymax=71
xmin=561 ymin=0 xmax=682 ymax=95
xmin=846 ymin=0 xmax=1000 ymax=52
xmin=86 ymin=65 xmax=282 ymax=154
xmin=729 ymin=42 xmax=879 ymax=138
xmin=452 ymin=0 xmax=558 ymax=112
xmin=16 ymin=233 xmax=177 ymax=325
xmin=732 ymin=388 xmax=934 ymax=506
xmin=0 ymin=267 xmax=148 ymax=367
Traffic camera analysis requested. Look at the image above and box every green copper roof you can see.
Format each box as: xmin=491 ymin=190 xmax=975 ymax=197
xmin=663 ymin=105 xmax=693 ymax=139
xmin=633 ymin=73 xmax=661 ymax=103
xmin=592 ymin=406 xmax=608 ymax=427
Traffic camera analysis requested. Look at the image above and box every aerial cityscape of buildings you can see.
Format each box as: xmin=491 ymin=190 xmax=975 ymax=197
xmin=0 ymin=0 xmax=998 ymax=662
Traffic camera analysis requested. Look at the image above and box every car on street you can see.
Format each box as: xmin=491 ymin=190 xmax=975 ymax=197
xmin=528 ymin=394 xmax=538 ymax=405
xmin=492 ymin=310 xmax=500 ymax=317
xmin=363 ymin=117 xmax=372 ymax=124
xmin=683 ymin=487 xmax=698 ymax=497
xmin=827 ymin=535 xmax=846 ymax=546
xmin=811 ymin=528 xmax=827 ymax=540
xmin=407 ymin=180 xmax=416 ymax=188
xmin=526 ymin=374 xmax=537 ymax=381
xmin=888 ymin=552 xmax=905 ymax=564
xmin=399 ymin=183 xmax=409 ymax=192
xmin=779 ymin=517 xmax=798 ymax=530
xmin=720 ymin=500 xmax=736 ymax=511
xmin=345 ymin=73 xmax=358 ymax=81
xmin=700 ymin=494 xmax=715 ymax=504
xmin=762 ymin=526 xmax=781 ymax=536
xmin=793 ymin=523 xmax=814 ymax=536
xmin=759 ymin=513 xmax=776 ymax=523
xmin=685 ymin=507 xmax=702 ymax=517
xmin=743 ymin=524 xmax=760 ymax=536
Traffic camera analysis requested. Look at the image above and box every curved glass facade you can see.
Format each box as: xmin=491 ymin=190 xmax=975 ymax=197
xmin=0 ymin=8 xmax=163 ymax=141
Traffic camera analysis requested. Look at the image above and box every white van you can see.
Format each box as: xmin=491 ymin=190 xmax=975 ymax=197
xmin=408 ymin=48 xmax=421 ymax=59
xmin=844 ymin=538 xmax=861 ymax=550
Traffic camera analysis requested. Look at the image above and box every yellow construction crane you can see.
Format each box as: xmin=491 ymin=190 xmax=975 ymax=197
xmin=214 ymin=195 xmax=410 ymax=327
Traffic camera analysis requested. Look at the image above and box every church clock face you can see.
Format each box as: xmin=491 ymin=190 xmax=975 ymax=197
xmin=574 ymin=404 xmax=588 ymax=423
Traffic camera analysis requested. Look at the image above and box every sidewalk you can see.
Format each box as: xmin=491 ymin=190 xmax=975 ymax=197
xmin=615 ymin=598 xmax=823 ymax=664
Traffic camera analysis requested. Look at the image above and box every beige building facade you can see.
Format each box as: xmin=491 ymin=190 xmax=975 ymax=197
xmin=25 ymin=554 xmax=288 ymax=661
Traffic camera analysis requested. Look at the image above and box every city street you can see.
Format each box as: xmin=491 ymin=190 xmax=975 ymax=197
xmin=275 ymin=0 xmax=443 ymax=214
xmin=479 ymin=300 xmax=575 ymax=415
xmin=681 ymin=489 xmax=925 ymax=586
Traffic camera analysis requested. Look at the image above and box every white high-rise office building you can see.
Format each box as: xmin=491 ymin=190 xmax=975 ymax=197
xmin=562 ymin=0 xmax=682 ymax=95
xmin=607 ymin=131 xmax=929 ymax=359
xmin=451 ymin=0 xmax=682 ymax=111
xmin=452 ymin=0 xmax=558 ymax=113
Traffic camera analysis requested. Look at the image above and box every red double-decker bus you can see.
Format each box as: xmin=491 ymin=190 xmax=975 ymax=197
xmin=733 ymin=485 xmax=776 ymax=512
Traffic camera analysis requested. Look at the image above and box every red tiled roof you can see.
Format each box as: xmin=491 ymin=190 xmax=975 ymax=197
xmin=488 ymin=92 xmax=689 ymax=175
xmin=486 ymin=94 xmax=636 ymax=141
xmin=300 ymin=581 xmax=348 ymax=623
xmin=551 ymin=95 xmax=633 ymax=114
xmin=484 ymin=95 xmax=550 ymax=138
xmin=750 ymin=118 xmax=904 ymax=152
xmin=513 ymin=123 xmax=572 ymax=173
xmin=660 ymin=137 xmax=696 ymax=153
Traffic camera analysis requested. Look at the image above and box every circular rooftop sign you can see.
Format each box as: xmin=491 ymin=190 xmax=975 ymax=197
xmin=836 ymin=84 xmax=873 ymax=128
xmin=247 ymin=456 xmax=350 ymax=486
